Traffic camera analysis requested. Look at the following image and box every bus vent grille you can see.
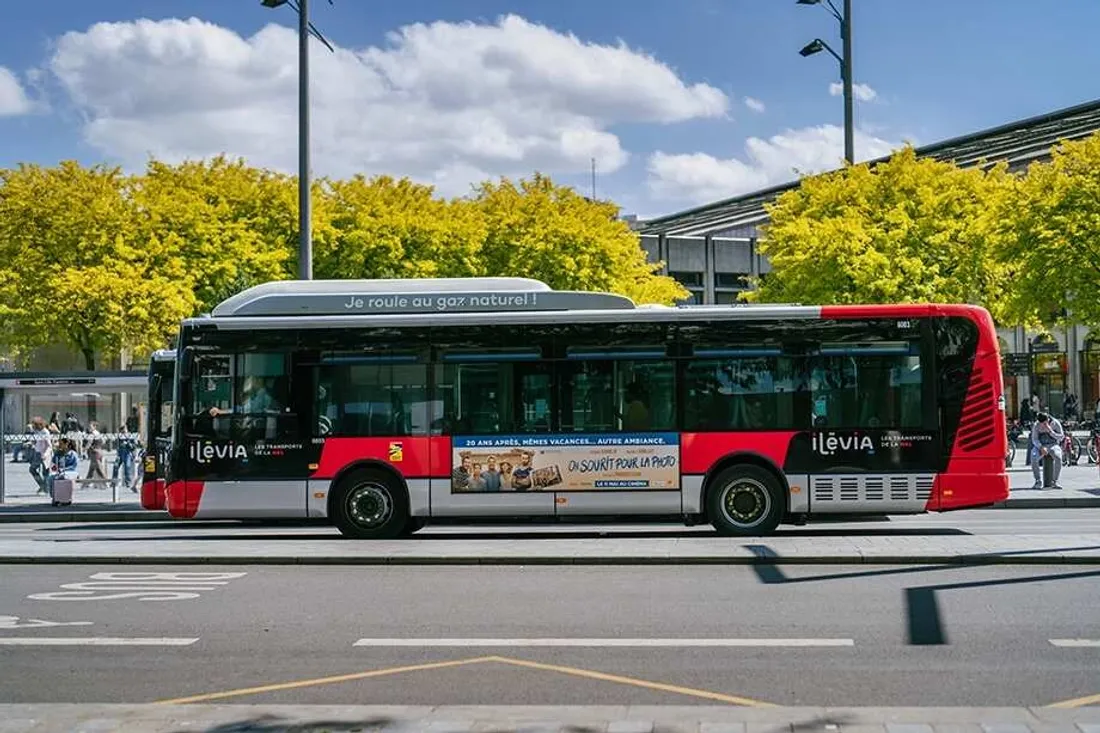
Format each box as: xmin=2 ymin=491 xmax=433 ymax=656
xmin=810 ymin=474 xmax=935 ymax=513
xmin=957 ymin=370 xmax=996 ymax=452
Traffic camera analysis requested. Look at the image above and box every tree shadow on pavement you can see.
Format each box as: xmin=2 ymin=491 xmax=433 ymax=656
xmin=169 ymin=713 xmax=393 ymax=732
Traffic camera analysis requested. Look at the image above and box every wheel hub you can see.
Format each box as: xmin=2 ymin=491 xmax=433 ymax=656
xmin=347 ymin=484 xmax=392 ymax=529
xmin=722 ymin=480 xmax=769 ymax=527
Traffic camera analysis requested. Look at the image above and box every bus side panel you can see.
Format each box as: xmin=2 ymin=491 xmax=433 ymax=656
xmin=311 ymin=436 xmax=433 ymax=479
xmin=308 ymin=436 xmax=436 ymax=517
xmin=930 ymin=307 xmax=1009 ymax=510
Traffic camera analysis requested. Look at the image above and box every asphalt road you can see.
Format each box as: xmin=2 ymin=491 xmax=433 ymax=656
xmin=0 ymin=563 xmax=1097 ymax=708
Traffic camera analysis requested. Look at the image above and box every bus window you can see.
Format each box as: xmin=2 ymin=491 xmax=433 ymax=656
xmin=810 ymin=344 xmax=923 ymax=428
xmin=558 ymin=358 xmax=675 ymax=432
xmin=683 ymin=355 xmax=806 ymax=431
xmin=315 ymin=358 xmax=430 ymax=437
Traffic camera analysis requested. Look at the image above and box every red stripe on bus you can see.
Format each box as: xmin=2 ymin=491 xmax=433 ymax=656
xmin=680 ymin=432 xmax=796 ymax=474
xmin=312 ymin=437 xmax=435 ymax=479
xmin=164 ymin=480 xmax=204 ymax=519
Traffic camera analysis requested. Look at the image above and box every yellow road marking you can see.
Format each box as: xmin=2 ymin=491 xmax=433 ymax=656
xmin=486 ymin=655 xmax=774 ymax=707
xmin=154 ymin=656 xmax=495 ymax=705
xmin=1047 ymin=691 xmax=1100 ymax=708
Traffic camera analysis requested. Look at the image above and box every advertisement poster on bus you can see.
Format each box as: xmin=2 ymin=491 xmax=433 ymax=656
xmin=451 ymin=433 xmax=680 ymax=492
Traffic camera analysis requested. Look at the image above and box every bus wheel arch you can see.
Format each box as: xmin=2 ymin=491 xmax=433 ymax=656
xmin=701 ymin=454 xmax=787 ymax=536
xmin=328 ymin=462 xmax=410 ymax=539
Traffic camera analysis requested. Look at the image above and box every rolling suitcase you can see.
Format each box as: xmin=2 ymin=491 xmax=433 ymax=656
xmin=1042 ymin=454 xmax=1054 ymax=489
xmin=52 ymin=478 xmax=74 ymax=507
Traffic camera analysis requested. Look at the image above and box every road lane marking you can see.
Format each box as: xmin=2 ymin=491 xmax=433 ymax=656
xmin=28 ymin=572 xmax=247 ymax=602
xmin=154 ymin=656 xmax=498 ymax=704
xmin=0 ymin=637 xmax=198 ymax=646
xmin=1048 ymin=691 xmax=1100 ymax=708
xmin=488 ymin=655 xmax=773 ymax=707
xmin=1050 ymin=639 xmax=1100 ymax=647
xmin=353 ymin=638 xmax=854 ymax=648
xmin=0 ymin=615 xmax=92 ymax=629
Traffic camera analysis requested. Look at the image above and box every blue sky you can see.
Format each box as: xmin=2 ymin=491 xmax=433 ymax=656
xmin=1 ymin=0 xmax=1098 ymax=217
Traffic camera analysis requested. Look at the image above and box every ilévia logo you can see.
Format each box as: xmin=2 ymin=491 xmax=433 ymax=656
xmin=812 ymin=431 xmax=875 ymax=457
xmin=190 ymin=442 xmax=248 ymax=464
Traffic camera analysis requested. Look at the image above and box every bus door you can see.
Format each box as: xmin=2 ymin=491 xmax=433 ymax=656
xmin=552 ymin=349 xmax=682 ymax=517
xmin=178 ymin=349 xmax=308 ymax=518
xmin=429 ymin=349 xmax=555 ymax=516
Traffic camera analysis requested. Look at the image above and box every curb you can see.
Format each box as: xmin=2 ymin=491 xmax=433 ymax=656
xmin=0 ymin=511 xmax=174 ymax=523
xmin=1 ymin=553 xmax=1098 ymax=565
xmin=992 ymin=496 xmax=1100 ymax=508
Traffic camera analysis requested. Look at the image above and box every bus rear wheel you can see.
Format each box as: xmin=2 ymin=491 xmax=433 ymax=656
xmin=332 ymin=469 xmax=408 ymax=540
xmin=707 ymin=465 xmax=783 ymax=537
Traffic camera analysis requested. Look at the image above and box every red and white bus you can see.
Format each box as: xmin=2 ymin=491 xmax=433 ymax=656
xmin=164 ymin=277 xmax=1008 ymax=537
xmin=140 ymin=349 xmax=175 ymax=510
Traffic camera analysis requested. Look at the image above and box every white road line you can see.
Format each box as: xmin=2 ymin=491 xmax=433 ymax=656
xmin=353 ymin=638 xmax=854 ymax=648
xmin=0 ymin=637 xmax=199 ymax=646
xmin=1050 ymin=639 xmax=1100 ymax=647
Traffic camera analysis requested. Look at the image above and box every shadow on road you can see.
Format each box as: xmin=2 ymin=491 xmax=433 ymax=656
xmin=167 ymin=715 xmax=393 ymax=733
xmin=745 ymin=543 xmax=1100 ymax=645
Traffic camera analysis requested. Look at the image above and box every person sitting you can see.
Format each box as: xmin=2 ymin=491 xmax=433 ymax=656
xmin=1030 ymin=412 xmax=1064 ymax=490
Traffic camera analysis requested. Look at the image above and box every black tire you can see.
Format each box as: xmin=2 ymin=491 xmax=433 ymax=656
xmin=706 ymin=464 xmax=784 ymax=537
xmin=403 ymin=517 xmax=426 ymax=536
xmin=331 ymin=469 xmax=408 ymax=539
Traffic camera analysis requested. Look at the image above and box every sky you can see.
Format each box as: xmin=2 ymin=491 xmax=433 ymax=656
xmin=1 ymin=1 xmax=1098 ymax=219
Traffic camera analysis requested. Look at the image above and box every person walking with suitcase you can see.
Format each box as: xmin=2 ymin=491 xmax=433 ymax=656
xmin=49 ymin=438 xmax=80 ymax=506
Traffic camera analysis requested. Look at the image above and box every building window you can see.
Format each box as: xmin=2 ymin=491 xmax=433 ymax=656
xmin=715 ymin=272 xmax=751 ymax=290
xmin=669 ymin=271 xmax=704 ymax=304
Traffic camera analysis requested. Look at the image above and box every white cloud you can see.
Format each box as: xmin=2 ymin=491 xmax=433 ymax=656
xmin=47 ymin=15 xmax=728 ymax=195
xmin=0 ymin=67 xmax=32 ymax=117
xmin=829 ymin=82 xmax=877 ymax=102
xmin=647 ymin=124 xmax=900 ymax=204
xmin=743 ymin=96 xmax=765 ymax=113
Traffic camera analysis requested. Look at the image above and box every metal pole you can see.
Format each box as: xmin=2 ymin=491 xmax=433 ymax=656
xmin=841 ymin=0 xmax=854 ymax=164
xmin=298 ymin=0 xmax=313 ymax=280
xmin=0 ymin=389 xmax=6 ymax=504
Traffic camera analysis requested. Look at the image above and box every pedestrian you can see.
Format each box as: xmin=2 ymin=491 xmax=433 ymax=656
xmin=112 ymin=424 xmax=139 ymax=493
xmin=1020 ymin=398 xmax=1033 ymax=425
xmin=49 ymin=437 xmax=80 ymax=503
xmin=27 ymin=417 xmax=52 ymax=495
xmin=1064 ymin=392 xmax=1079 ymax=422
xmin=1030 ymin=412 xmax=1065 ymax=490
xmin=84 ymin=421 xmax=108 ymax=485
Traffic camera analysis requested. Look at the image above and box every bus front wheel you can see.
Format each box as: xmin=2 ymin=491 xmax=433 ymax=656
xmin=332 ymin=469 xmax=409 ymax=540
xmin=707 ymin=465 xmax=783 ymax=537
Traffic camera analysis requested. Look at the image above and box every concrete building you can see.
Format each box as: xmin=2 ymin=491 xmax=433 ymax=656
xmin=636 ymin=98 xmax=1100 ymax=419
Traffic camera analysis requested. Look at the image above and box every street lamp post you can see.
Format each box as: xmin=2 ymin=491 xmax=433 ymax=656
xmin=261 ymin=0 xmax=322 ymax=280
xmin=797 ymin=0 xmax=854 ymax=165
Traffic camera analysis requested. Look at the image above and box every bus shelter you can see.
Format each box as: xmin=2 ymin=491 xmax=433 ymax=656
xmin=0 ymin=371 xmax=147 ymax=503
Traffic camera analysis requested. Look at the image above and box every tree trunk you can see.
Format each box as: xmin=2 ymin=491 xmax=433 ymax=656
xmin=82 ymin=347 xmax=97 ymax=423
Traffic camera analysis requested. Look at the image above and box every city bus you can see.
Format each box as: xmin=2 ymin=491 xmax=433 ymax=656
xmin=140 ymin=349 xmax=176 ymax=510
xmin=164 ymin=278 xmax=1009 ymax=538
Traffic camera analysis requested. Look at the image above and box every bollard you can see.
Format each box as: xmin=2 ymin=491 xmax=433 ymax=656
xmin=1042 ymin=452 xmax=1054 ymax=488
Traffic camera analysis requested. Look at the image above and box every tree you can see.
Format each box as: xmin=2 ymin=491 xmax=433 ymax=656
xmin=997 ymin=132 xmax=1100 ymax=327
xmin=131 ymin=156 xmax=296 ymax=312
xmin=473 ymin=174 xmax=686 ymax=304
xmin=314 ymin=175 xmax=486 ymax=280
xmin=0 ymin=162 xmax=196 ymax=372
xmin=744 ymin=147 xmax=1012 ymax=320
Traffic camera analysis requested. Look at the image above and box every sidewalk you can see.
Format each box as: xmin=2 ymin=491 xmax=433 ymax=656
xmin=0 ymin=703 xmax=1097 ymax=732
